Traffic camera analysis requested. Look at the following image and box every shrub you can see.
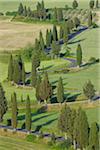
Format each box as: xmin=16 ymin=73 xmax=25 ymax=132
xmin=92 ymin=22 xmax=99 ymax=28
xmin=0 ymin=12 xmax=4 ymax=16
xmin=88 ymin=57 xmax=96 ymax=64
xmin=6 ymin=11 xmax=17 ymax=16
xmin=26 ymin=134 xmax=36 ymax=142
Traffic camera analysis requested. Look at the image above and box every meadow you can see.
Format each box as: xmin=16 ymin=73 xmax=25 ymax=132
xmin=0 ymin=0 xmax=91 ymax=13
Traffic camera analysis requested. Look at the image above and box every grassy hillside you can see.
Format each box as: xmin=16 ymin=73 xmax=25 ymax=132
xmin=0 ymin=135 xmax=50 ymax=150
xmin=0 ymin=0 xmax=91 ymax=13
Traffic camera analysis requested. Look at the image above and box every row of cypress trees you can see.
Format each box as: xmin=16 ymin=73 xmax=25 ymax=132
xmin=11 ymin=92 xmax=31 ymax=132
xmin=8 ymin=55 xmax=25 ymax=84
xmin=58 ymin=105 xmax=99 ymax=150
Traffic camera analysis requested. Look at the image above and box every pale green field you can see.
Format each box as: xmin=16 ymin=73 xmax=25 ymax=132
xmin=0 ymin=0 xmax=91 ymax=13
xmin=0 ymin=136 xmax=50 ymax=150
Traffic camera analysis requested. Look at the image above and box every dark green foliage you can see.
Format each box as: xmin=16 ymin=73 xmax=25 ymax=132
xmin=59 ymin=25 xmax=64 ymax=39
xmin=25 ymin=95 xmax=31 ymax=131
xmin=46 ymin=29 xmax=50 ymax=47
xmin=36 ymin=0 xmax=46 ymax=20
xmin=63 ymin=23 xmax=69 ymax=43
xmin=8 ymin=54 xmax=13 ymax=81
xmin=39 ymin=31 xmax=45 ymax=51
xmin=88 ymin=11 xmax=92 ymax=27
xmin=57 ymin=77 xmax=64 ymax=103
xmin=35 ymin=75 xmax=41 ymax=102
xmin=58 ymin=104 xmax=72 ymax=135
xmin=89 ymin=122 xmax=99 ymax=150
xmin=76 ymin=44 xmax=82 ymax=67
xmin=13 ymin=59 xmax=21 ymax=84
xmin=11 ymin=92 xmax=17 ymax=129
xmin=89 ymin=0 xmax=95 ymax=9
xmin=18 ymin=3 xmax=24 ymax=15
xmin=73 ymin=108 xmax=89 ymax=150
xmin=27 ymin=7 xmax=32 ymax=17
xmin=53 ymin=7 xmax=57 ymax=22
xmin=96 ymin=0 xmax=99 ymax=8
xmin=74 ymin=17 xmax=80 ymax=28
xmin=57 ymin=8 xmax=63 ymax=22
xmin=53 ymin=25 xmax=58 ymax=41
xmin=0 ymin=83 xmax=8 ymax=122
xmin=83 ymin=80 xmax=95 ymax=100
xmin=22 ymin=63 xmax=25 ymax=84
xmin=31 ymin=52 xmax=40 ymax=87
xmin=72 ymin=0 xmax=78 ymax=9
xmin=51 ymin=41 xmax=61 ymax=58
xmin=23 ymin=6 xmax=27 ymax=17
xmin=39 ymin=72 xmax=52 ymax=103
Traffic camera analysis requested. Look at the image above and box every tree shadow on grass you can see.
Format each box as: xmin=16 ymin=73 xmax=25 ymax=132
xmin=68 ymin=38 xmax=86 ymax=45
xmin=65 ymin=93 xmax=81 ymax=102
xmin=34 ymin=118 xmax=57 ymax=132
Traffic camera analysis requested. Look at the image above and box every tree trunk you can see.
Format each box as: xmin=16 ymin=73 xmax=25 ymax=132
xmin=73 ymin=140 xmax=77 ymax=150
xmin=64 ymin=133 xmax=67 ymax=140
xmin=44 ymin=100 xmax=47 ymax=104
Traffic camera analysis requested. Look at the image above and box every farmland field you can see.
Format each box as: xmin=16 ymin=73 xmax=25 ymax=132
xmin=0 ymin=0 xmax=92 ymax=13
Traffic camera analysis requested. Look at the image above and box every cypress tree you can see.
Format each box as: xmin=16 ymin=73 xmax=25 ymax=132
xmin=35 ymin=75 xmax=41 ymax=103
xmin=11 ymin=92 xmax=17 ymax=129
xmin=59 ymin=25 xmax=64 ymax=39
xmin=39 ymin=31 xmax=45 ymax=51
xmin=88 ymin=11 xmax=92 ymax=27
xmin=23 ymin=6 xmax=27 ymax=17
xmin=25 ymin=95 xmax=31 ymax=132
xmin=31 ymin=53 xmax=40 ymax=87
xmin=49 ymin=29 xmax=53 ymax=45
xmin=89 ymin=0 xmax=95 ymax=9
xmin=0 ymin=83 xmax=8 ymax=122
xmin=89 ymin=122 xmax=99 ymax=150
xmin=76 ymin=44 xmax=82 ymax=67
xmin=53 ymin=7 xmax=57 ymax=22
xmin=13 ymin=59 xmax=21 ymax=84
xmin=57 ymin=8 xmax=63 ymax=22
xmin=8 ymin=54 xmax=13 ymax=81
xmin=72 ymin=0 xmax=78 ymax=9
xmin=96 ymin=0 xmax=99 ymax=8
xmin=18 ymin=3 xmax=24 ymax=15
xmin=53 ymin=25 xmax=58 ymax=41
xmin=74 ymin=108 xmax=89 ymax=150
xmin=39 ymin=72 xmax=52 ymax=103
xmin=63 ymin=24 xmax=69 ymax=43
xmin=46 ymin=29 xmax=50 ymax=47
xmin=57 ymin=77 xmax=64 ymax=103
xmin=27 ymin=7 xmax=31 ymax=17
xmin=83 ymin=80 xmax=95 ymax=101
xmin=22 ymin=63 xmax=25 ymax=84
xmin=51 ymin=41 xmax=61 ymax=58
xmin=58 ymin=104 xmax=72 ymax=139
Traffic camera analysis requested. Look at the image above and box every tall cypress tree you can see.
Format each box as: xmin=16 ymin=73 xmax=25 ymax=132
xmin=46 ymin=29 xmax=50 ymax=47
xmin=57 ymin=8 xmax=63 ymax=22
xmin=13 ymin=59 xmax=21 ymax=84
xmin=22 ymin=63 xmax=25 ymax=84
xmin=51 ymin=41 xmax=61 ymax=58
xmin=39 ymin=31 xmax=45 ymax=51
xmin=53 ymin=25 xmax=58 ymax=41
xmin=35 ymin=75 xmax=41 ymax=103
xmin=59 ymin=25 xmax=64 ymax=39
xmin=89 ymin=122 xmax=99 ymax=150
xmin=31 ymin=53 xmax=40 ymax=87
xmin=89 ymin=0 xmax=95 ymax=9
xmin=23 ymin=6 xmax=27 ymax=17
xmin=53 ymin=7 xmax=57 ymax=22
xmin=88 ymin=11 xmax=92 ymax=27
xmin=63 ymin=24 xmax=69 ymax=43
xmin=39 ymin=72 xmax=52 ymax=103
xmin=25 ymin=95 xmax=31 ymax=132
xmin=57 ymin=77 xmax=64 ymax=103
xmin=76 ymin=44 xmax=82 ymax=67
xmin=0 ymin=83 xmax=8 ymax=122
xmin=18 ymin=3 xmax=24 ymax=15
xmin=96 ymin=0 xmax=99 ymax=8
xmin=8 ymin=54 xmax=13 ymax=81
xmin=74 ymin=108 xmax=89 ymax=150
xmin=11 ymin=92 xmax=17 ymax=129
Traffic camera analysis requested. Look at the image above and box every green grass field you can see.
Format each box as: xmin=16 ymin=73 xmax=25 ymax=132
xmin=0 ymin=135 xmax=51 ymax=150
xmin=0 ymin=0 xmax=91 ymax=13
